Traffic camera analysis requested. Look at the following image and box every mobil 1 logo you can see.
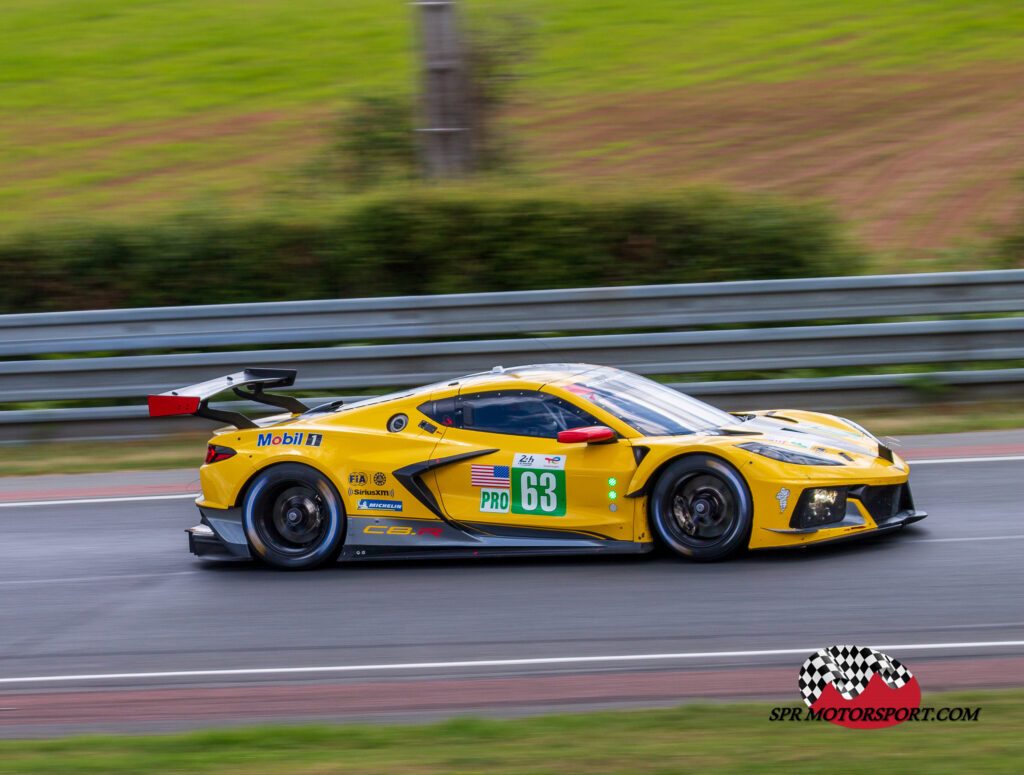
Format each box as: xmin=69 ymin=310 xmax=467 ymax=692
xmin=511 ymin=453 xmax=566 ymax=517
xmin=257 ymin=431 xmax=324 ymax=447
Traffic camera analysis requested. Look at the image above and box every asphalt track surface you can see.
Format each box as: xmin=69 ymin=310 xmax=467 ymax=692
xmin=1 ymin=430 xmax=1022 ymax=735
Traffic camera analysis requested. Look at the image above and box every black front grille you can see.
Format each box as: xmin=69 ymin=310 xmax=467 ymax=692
xmin=852 ymin=484 xmax=904 ymax=521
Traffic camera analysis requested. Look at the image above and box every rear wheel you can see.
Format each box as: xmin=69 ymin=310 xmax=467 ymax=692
xmin=242 ymin=464 xmax=345 ymax=569
xmin=649 ymin=455 xmax=752 ymax=561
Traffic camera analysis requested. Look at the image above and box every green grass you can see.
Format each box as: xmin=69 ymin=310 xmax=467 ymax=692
xmin=0 ymin=432 xmax=210 ymax=476
xmin=0 ymin=690 xmax=1020 ymax=774
xmin=846 ymin=399 xmax=1024 ymax=436
xmin=3 ymin=0 xmax=1024 ymax=233
xmin=4 ymin=0 xmax=1023 ymax=119
xmin=1 ymin=401 xmax=1021 ymax=478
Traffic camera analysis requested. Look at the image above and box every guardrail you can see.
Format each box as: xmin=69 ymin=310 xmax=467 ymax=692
xmin=1 ymin=269 xmax=1022 ymax=442
xmin=3 ymin=317 xmax=1024 ymax=403
xmin=3 ymin=270 xmax=1023 ymax=356
xmin=5 ymin=368 xmax=1023 ymax=443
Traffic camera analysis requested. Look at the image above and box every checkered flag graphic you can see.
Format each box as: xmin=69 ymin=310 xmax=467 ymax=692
xmin=798 ymin=645 xmax=914 ymax=707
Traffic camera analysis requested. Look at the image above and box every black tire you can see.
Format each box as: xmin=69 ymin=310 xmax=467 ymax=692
xmin=242 ymin=463 xmax=346 ymax=570
xmin=648 ymin=454 xmax=753 ymax=561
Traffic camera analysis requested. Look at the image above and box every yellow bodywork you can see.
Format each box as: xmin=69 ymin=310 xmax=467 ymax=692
xmin=196 ymin=367 xmax=915 ymax=552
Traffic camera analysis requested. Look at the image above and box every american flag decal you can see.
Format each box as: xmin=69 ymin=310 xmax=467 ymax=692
xmin=471 ymin=464 xmax=510 ymax=488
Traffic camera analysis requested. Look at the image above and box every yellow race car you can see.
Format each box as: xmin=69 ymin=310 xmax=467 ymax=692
xmin=149 ymin=364 xmax=926 ymax=569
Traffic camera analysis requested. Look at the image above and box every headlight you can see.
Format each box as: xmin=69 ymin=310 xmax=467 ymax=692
xmin=791 ymin=487 xmax=849 ymax=528
xmin=737 ymin=442 xmax=842 ymax=466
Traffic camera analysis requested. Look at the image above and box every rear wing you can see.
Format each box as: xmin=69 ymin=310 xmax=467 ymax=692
xmin=148 ymin=368 xmax=309 ymax=429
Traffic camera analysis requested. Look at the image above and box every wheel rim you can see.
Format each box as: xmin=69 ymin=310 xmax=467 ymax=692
xmin=255 ymin=484 xmax=330 ymax=556
xmin=666 ymin=473 xmax=738 ymax=545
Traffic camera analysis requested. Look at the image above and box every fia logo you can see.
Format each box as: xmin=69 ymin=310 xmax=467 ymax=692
xmin=349 ymin=472 xmax=368 ymax=486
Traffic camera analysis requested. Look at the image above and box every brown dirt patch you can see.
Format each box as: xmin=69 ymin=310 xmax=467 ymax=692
xmin=520 ymin=64 xmax=1024 ymax=255
xmin=2 ymin=107 xmax=334 ymax=192
xmin=5 ymin=67 xmax=1023 ymax=257
xmin=5 ymin=108 xmax=318 ymax=149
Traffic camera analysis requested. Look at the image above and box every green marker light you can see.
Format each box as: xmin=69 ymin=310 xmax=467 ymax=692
xmin=607 ymin=477 xmax=617 ymax=487
xmin=608 ymin=490 xmax=618 ymax=500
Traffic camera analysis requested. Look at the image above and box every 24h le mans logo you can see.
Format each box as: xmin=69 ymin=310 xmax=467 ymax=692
xmin=798 ymin=645 xmax=921 ymax=729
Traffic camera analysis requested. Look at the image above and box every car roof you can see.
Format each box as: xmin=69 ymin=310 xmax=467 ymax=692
xmin=450 ymin=363 xmax=605 ymax=392
xmin=325 ymin=363 xmax=613 ymax=417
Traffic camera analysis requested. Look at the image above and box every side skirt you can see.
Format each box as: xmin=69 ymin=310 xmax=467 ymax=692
xmin=190 ymin=507 xmax=651 ymax=562
xmin=344 ymin=514 xmax=649 ymax=561
xmin=340 ymin=542 xmax=653 ymax=562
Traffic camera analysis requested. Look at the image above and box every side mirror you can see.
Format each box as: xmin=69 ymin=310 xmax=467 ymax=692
xmin=557 ymin=426 xmax=615 ymax=444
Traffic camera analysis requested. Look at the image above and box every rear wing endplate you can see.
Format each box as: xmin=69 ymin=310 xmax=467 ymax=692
xmin=147 ymin=368 xmax=309 ymax=429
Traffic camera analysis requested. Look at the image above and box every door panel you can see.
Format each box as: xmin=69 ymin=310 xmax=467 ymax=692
xmin=432 ymin=431 xmax=637 ymax=541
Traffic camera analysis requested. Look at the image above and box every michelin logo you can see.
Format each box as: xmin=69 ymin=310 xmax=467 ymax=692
xmin=776 ymin=487 xmax=790 ymax=513
xmin=358 ymin=498 xmax=403 ymax=512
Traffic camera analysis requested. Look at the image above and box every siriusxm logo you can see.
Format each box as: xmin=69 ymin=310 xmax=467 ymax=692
xmin=357 ymin=498 xmax=403 ymax=512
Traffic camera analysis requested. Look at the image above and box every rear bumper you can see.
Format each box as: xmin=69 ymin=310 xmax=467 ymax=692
xmin=187 ymin=505 xmax=251 ymax=559
xmin=186 ymin=523 xmax=231 ymax=557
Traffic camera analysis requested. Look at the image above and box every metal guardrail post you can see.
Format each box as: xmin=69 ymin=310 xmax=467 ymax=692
xmin=414 ymin=0 xmax=473 ymax=177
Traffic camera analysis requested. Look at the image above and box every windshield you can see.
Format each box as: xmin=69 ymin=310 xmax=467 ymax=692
xmin=565 ymin=369 xmax=737 ymax=436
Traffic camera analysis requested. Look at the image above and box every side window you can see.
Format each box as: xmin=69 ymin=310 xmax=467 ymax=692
xmin=457 ymin=390 xmax=601 ymax=438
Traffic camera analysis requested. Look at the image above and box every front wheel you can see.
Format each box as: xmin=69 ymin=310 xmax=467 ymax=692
xmin=242 ymin=463 xmax=346 ymax=570
xmin=649 ymin=455 xmax=752 ymax=561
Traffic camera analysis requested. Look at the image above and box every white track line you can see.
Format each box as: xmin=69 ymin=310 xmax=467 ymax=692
xmin=0 ymin=493 xmax=196 ymax=508
xmin=2 ymin=640 xmax=1023 ymax=686
xmin=0 ymin=571 xmax=197 ymax=587
xmin=914 ymin=535 xmax=1024 ymax=544
xmin=908 ymin=455 xmax=1024 ymax=465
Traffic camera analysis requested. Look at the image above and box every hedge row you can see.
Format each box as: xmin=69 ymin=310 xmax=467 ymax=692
xmin=0 ymin=189 xmax=866 ymax=313
xmin=996 ymin=211 xmax=1024 ymax=269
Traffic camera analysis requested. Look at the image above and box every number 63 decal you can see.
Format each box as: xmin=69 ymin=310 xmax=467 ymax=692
xmin=512 ymin=467 xmax=566 ymax=516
